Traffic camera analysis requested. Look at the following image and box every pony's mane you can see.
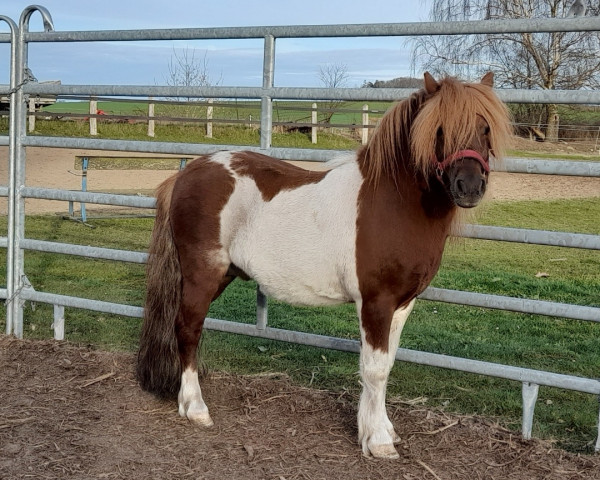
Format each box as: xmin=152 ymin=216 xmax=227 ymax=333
xmin=362 ymin=76 xmax=512 ymax=186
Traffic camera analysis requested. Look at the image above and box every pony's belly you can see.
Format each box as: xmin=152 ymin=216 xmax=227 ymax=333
xmin=255 ymin=269 xmax=352 ymax=307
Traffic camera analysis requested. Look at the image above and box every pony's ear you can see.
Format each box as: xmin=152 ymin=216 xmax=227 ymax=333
xmin=481 ymin=72 xmax=494 ymax=87
xmin=424 ymin=72 xmax=440 ymax=94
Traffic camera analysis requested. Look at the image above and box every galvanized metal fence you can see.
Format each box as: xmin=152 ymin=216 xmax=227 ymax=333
xmin=1 ymin=8 xmax=599 ymax=450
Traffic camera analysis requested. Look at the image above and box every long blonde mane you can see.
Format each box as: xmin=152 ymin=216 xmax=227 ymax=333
xmin=362 ymin=76 xmax=512 ymax=186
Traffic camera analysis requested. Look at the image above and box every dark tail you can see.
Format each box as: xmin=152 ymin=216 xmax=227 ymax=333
xmin=137 ymin=174 xmax=182 ymax=398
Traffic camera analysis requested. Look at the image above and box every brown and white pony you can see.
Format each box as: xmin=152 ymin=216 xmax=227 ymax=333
xmin=137 ymin=72 xmax=512 ymax=459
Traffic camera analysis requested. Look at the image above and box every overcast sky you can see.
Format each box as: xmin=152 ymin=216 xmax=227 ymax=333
xmin=0 ymin=0 xmax=433 ymax=87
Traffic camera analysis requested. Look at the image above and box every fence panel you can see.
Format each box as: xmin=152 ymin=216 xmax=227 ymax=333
xmin=1 ymin=9 xmax=599 ymax=450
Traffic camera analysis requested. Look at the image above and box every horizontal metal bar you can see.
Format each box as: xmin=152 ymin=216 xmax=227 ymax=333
xmin=0 ymin=185 xmax=8 ymax=197
xmin=23 ymin=82 xmax=600 ymax=104
xmin=420 ymin=287 xmax=600 ymax=323
xmin=0 ymin=17 xmax=597 ymax=44
xmin=21 ymin=135 xmax=341 ymax=161
xmin=502 ymin=158 xmax=600 ymax=177
xmin=20 ymin=290 xmax=143 ymax=318
xmin=461 ymin=225 xmax=600 ymax=250
xmin=0 ymin=136 xmax=8 ymax=146
xmin=14 ymin=288 xmax=600 ymax=395
xmin=0 ymin=288 xmax=7 ymax=299
xmin=21 ymin=186 xmax=156 ymax=208
xmin=20 ymin=239 xmax=148 ymax=264
xmin=22 ymin=135 xmax=600 ymax=175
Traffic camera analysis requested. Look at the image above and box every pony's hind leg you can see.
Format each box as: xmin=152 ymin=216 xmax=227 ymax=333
xmin=357 ymin=299 xmax=415 ymax=459
xmin=176 ymin=257 xmax=233 ymax=426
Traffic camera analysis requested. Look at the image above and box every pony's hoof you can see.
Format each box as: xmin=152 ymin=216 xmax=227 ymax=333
xmin=366 ymin=443 xmax=399 ymax=459
xmin=187 ymin=412 xmax=214 ymax=427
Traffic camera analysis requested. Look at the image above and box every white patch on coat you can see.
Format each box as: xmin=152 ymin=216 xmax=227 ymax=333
xmin=217 ymin=152 xmax=363 ymax=307
xmin=178 ymin=367 xmax=213 ymax=426
xmin=357 ymin=300 xmax=415 ymax=458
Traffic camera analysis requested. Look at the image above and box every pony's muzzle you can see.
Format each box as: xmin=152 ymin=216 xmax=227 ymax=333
xmin=448 ymin=157 xmax=488 ymax=208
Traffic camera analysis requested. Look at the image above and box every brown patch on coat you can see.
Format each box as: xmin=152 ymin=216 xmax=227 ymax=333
xmin=230 ymin=151 xmax=328 ymax=201
xmin=168 ymin=156 xmax=237 ymax=370
xmin=355 ymin=149 xmax=457 ymax=352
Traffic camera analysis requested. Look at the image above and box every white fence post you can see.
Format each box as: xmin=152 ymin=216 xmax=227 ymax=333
xmin=89 ymin=98 xmax=98 ymax=136
xmin=311 ymin=102 xmax=318 ymax=144
xmin=28 ymin=97 xmax=35 ymax=132
xmin=361 ymin=104 xmax=369 ymax=145
xmin=206 ymin=98 xmax=213 ymax=138
xmin=147 ymin=97 xmax=155 ymax=137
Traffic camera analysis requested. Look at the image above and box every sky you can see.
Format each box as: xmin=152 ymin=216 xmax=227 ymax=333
xmin=0 ymin=0 xmax=433 ymax=88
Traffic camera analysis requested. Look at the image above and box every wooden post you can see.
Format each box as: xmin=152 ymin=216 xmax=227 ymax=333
xmin=206 ymin=99 xmax=213 ymax=138
xmin=311 ymin=102 xmax=318 ymax=144
xmin=147 ymin=97 xmax=155 ymax=137
xmin=89 ymin=98 xmax=98 ymax=136
xmin=28 ymin=97 xmax=36 ymax=132
xmin=361 ymin=104 xmax=369 ymax=145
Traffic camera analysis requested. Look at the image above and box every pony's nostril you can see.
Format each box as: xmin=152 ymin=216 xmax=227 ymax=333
xmin=456 ymin=179 xmax=466 ymax=195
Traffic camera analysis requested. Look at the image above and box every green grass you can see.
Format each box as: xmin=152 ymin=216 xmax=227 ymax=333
xmin=0 ymin=196 xmax=598 ymax=452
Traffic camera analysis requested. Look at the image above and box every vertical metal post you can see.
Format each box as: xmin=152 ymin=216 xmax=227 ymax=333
xmin=1 ymin=16 xmax=19 ymax=336
xmin=260 ymin=34 xmax=275 ymax=150
xmin=52 ymin=304 xmax=65 ymax=340
xmin=256 ymin=34 xmax=275 ymax=328
xmin=10 ymin=6 xmax=54 ymax=338
xmin=595 ymin=406 xmax=600 ymax=452
xmin=256 ymin=287 xmax=268 ymax=331
xmin=521 ymin=382 xmax=539 ymax=440
xmin=80 ymin=157 xmax=88 ymax=223
xmin=311 ymin=102 xmax=318 ymax=144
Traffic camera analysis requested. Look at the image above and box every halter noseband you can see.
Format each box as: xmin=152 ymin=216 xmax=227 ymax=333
xmin=434 ymin=149 xmax=489 ymax=183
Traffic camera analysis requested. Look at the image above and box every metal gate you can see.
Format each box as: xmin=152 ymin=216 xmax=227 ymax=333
xmin=1 ymin=7 xmax=599 ymax=450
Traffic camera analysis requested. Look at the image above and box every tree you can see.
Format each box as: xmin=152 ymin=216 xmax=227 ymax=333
xmin=412 ymin=0 xmax=600 ymax=141
xmin=163 ymin=46 xmax=222 ymax=122
xmin=317 ymin=63 xmax=350 ymax=123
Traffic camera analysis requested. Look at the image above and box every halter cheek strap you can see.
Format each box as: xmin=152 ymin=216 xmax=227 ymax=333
xmin=434 ymin=149 xmax=489 ymax=182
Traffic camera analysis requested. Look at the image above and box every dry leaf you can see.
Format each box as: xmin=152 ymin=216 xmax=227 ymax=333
xmin=535 ymin=272 xmax=549 ymax=278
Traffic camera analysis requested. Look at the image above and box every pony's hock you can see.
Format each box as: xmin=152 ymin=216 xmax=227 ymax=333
xmin=137 ymin=73 xmax=512 ymax=459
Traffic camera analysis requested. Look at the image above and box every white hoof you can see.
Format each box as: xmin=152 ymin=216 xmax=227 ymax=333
xmin=178 ymin=400 xmax=213 ymax=426
xmin=187 ymin=410 xmax=214 ymax=427
xmin=364 ymin=441 xmax=399 ymax=459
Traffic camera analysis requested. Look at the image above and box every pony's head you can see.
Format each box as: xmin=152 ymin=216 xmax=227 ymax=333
xmin=362 ymin=72 xmax=512 ymax=209
xmin=411 ymin=72 xmax=512 ymax=208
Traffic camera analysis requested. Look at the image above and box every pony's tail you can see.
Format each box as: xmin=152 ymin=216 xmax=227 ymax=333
xmin=136 ymin=174 xmax=182 ymax=398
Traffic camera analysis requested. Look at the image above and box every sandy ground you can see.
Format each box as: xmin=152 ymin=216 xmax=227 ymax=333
xmin=0 ymin=144 xmax=598 ymax=217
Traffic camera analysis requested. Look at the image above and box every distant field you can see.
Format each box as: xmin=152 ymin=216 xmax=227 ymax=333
xmin=42 ymin=100 xmax=392 ymax=126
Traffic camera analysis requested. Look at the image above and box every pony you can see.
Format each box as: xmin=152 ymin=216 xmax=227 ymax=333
xmin=137 ymin=72 xmax=512 ymax=459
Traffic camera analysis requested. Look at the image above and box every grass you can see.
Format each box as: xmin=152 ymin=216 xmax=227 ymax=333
xmin=0 ymin=196 xmax=598 ymax=453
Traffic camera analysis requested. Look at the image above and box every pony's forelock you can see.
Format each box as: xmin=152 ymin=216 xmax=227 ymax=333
xmin=362 ymin=76 xmax=512 ymax=185
xmin=410 ymin=78 xmax=512 ymax=177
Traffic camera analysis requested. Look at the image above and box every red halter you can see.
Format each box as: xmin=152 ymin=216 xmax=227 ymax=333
xmin=434 ymin=149 xmax=489 ymax=183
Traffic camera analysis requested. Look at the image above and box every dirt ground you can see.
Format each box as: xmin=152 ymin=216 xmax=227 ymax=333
xmin=2 ymin=336 xmax=600 ymax=480
xmin=0 ymin=139 xmax=599 ymax=479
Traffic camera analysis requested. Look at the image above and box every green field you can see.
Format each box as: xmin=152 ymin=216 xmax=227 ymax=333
xmin=0 ymin=196 xmax=598 ymax=453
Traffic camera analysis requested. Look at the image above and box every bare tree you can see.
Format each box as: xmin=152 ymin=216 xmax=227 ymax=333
xmin=412 ymin=0 xmax=600 ymax=141
xmin=317 ymin=63 xmax=350 ymax=123
xmin=163 ymin=47 xmax=222 ymax=121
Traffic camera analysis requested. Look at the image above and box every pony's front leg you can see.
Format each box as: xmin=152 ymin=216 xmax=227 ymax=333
xmin=357 ymin=299 xmax=415 ymax=459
